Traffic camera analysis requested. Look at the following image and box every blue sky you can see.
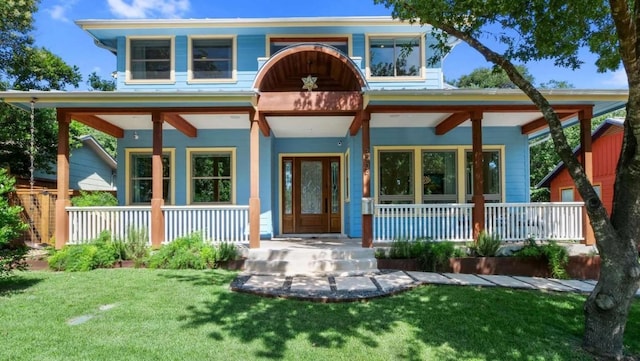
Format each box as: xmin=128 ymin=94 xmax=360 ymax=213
xmin=33 ymin=0 xmax=628 ymax=90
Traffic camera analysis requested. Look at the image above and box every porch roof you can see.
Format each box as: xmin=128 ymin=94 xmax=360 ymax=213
xmin=0 ymin=88 xmax=627 ymax=139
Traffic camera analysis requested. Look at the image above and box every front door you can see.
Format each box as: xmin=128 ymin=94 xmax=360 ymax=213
xmin=282 ymin=157 xmax=341 ymax=234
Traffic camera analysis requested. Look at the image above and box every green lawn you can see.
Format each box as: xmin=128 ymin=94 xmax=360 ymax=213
xmin=1 ymin=269 xmax=638 ymax=361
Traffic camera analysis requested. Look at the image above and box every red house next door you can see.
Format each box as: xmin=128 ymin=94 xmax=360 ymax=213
xmin=282 ymin=157 xmax=341 ymax=234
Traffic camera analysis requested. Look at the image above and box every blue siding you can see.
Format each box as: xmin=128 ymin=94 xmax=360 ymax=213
xmin=369 ymin=126 xmax=529 ymax=202
xmin=347 ymin=132 xmax=363 ymax=237
xmin=36 ymin=146 xmax=115 ymax=191
xmin=113 ymin=23 xmax=444 ymax=91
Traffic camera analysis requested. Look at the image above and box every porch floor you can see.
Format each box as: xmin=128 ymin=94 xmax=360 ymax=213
xmin=231 ymin=271 xmax=629 ymax=302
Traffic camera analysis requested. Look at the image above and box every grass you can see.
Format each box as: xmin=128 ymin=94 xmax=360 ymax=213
xmin=0 ymin=270 xmax=638 ymax=361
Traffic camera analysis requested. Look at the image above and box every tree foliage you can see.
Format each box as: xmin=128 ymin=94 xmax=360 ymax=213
xmin=0 ymin=0 xmax=82 ymax=176
xmin=374 ymin=0 xmax=639 ymax=358
xmin=0 ymin=168 xmax=28 ymax=277
xmin=451 ymin=65 xmax=534 ymax=88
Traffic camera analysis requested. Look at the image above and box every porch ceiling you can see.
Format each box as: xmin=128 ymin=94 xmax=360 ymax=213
xmin=370 ymin=112 xmax=544 ymax=128
xmin=98 ymin=113 xmax=250 ymax=130
xmin=267 ymin=115 xmax=353 ymax=137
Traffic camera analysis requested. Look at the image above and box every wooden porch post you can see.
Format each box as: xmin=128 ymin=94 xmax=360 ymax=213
xmin=150 ymin=112 xmax=165 ymax=248
xmin=471 ymin=111 xmax=485 ymax=240
xmin=580 ymin=108 xmax=595 ymax=245
xmin=249 ymin=113 xmax=261 ymax=248
xmin=54 ymin=111 xmax=71 ymax=249
xmin=361 ymin=112 xmax=373 ymax=248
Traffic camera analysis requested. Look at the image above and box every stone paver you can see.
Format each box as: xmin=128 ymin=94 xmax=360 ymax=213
xmin=335 ymin=276 xmax=378 ymax=292
xmin=290 ymin=277 xmax=331 ymax=292
xmin=583 ymin=280 xmax=597 ymax=285
xmin=479 ymin=275 xmax=536 ymax=289
xmin=551 ymin=279 xmax=596 ymax=293
xmin=407 ymin=271 xmax=458 ymax=285
xmin=513 ymin=276 xmax=576 ymax=292
xmin=243 ymin=275 xmax=286 ymax=289
xmin=374 ymin=271 xmax=415 ymax=291
xmin=442 ymin=273 xmax=496 ymax=286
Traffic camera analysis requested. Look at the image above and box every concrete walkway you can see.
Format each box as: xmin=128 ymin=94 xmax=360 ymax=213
xmin=231 ymin=271 xmax=640 ymax=302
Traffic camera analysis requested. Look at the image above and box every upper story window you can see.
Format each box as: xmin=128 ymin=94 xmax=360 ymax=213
xmin=268 ymin=37 xmax=349 ymax=56
xmin=189 ymin=37 xmax=236 ymax=82
xmin=128 ymin=38 xmax=174 ymax=82
xmin=368 ymin=36 xmax=422 ymax=78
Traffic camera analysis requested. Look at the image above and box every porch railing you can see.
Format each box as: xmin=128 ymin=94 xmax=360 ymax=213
xmin=373 ymin=202 xmax=584 ymax=243
xmin=484 ymin=202 xmax=584 ymax=242
xmin=67 ymin=206 xmax=152 ymax=244
xmin=163 ymin=205 xmax=249 ymax=243
xmin=67 ymin=205 xmax=249 ymax=244
xmin=374 ymin=204 xmax=474 ymax=242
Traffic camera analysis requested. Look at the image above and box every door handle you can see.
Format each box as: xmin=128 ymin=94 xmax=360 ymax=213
xmin=325 ymin=198 xmax=328 ymax=213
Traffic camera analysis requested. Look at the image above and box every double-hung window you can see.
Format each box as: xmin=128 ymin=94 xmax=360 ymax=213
xmin=190 ymin=37 xmax=235 ymax=81
xmin=188 ymin=149 xmax=235 ymax=204
xmin=378 ymin=150 xmax=414 ymax=204
xmin=128 ymin=150 xmax=173 ymax=204
xmin=465 ymin=150 xmax=502 ymax=202
xmin=128 ymin=38 xmax=173 ymax=81
xmin=422 ymin=151 xmax=457 ymax=203
xmin=368 ymin=36 xmax=422 ymax=78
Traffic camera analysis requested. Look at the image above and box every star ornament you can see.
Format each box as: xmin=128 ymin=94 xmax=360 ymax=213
xmin=301 ymin=75 xmax=318 ymax=92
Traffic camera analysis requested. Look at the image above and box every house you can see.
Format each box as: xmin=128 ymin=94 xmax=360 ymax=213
xmin=33 ymin=135 xmax=116 ymax=192
xmin=0 ymin=16 xmax=627 ymax=250
xmin=537 ymin=118 xmax=624 ymax=215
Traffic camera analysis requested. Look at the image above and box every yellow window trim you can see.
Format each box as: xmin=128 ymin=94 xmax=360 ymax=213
xmin=187 ymin=35 xmax=238 ymax=84
xmin=125 ymin=148 xmax=176 ymax=206
xmin=125 ymin=36 xmax=176 ymax=84
xmin=186 ymin=147 xmax=237 ymax=205
xmin=365 ymin=33 xmax=427 ymax=80
xmin=373 ymin=145 xmax=506 ymax=204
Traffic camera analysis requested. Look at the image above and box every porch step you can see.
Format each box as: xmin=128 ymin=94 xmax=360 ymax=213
xmin=242 ymin=247 xmax=378 ymax=276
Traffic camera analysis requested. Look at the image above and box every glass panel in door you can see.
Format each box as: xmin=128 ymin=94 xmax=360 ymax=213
xmin=301 ymin=161 xmax=323 ymax=214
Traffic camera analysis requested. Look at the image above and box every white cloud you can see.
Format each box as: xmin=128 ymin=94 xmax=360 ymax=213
xmin=602 ymin=68 xmax=628 ymax=87
xmin=107 ymin=0 xmax=190 ymax=19
xmin=46 ymin=1 xmax=77 ymax=22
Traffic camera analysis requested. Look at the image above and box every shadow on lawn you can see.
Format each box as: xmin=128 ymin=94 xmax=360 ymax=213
xmin=164 ymin=271 xmax=639 ymax=360
xmin=0 ymin=274 xmax=42 ymax=297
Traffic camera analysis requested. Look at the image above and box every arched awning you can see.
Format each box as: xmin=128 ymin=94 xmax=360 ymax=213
xmin=253 ymin=44 xmax=367 ymax=92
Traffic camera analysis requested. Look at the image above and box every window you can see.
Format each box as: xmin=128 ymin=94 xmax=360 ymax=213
xmin=187 ymin=149 xmax=235 ymax=204
xmin=375 ymin=147 xmax=504 ymax=204
xmin=422 ymin=151 xmax=457 ymax=203
xmin=269 ymin=37 xmax=349 ymax=56
xmin=128 ymin=150 xmax=173 ymax=204
xmin=378 ymin=150 xmax=414 ymax=204
xmin=465 ymin=151 xmax=502 ymax=202
xmin=560 ymin=188 xmax=574 ymax=202
xmin=368 ymin=36 xmax=421 ymax=78
xmin=128 ymin=38 xmax=172 ymax=81
xmin=593 ymin=185 xmax=602 ymax=199
xmin=190 ymin=37 xmax=234 ymax=80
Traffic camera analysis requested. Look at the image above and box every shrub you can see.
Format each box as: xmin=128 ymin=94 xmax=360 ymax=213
xmin=0 ymin=169 xmax=29 ymax=277
xmin=420 ymin=241 xmax=459 ymax=272
xmin=216 ymin=242 xmax=239 ymax=263
xmin=47 ymin=231 xmax=119 ymax=271
xmin=147 ymin=233 xmax=211 ymax=270
xmin=124 ymin=227 xmax=149 ymax=263
xmin=389 ymin=239 xmax=414 ymax=259
xmin=514 ymin=238 xmax=569 ymax=279
xmin=470 ymin=232 xmax=502 ymax=257
xmin=71 ymin=191 xmax=118 ymax=207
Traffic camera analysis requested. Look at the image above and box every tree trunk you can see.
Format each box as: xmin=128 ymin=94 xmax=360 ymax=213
xmin=434 ymin=23 xmax=640 ymax=360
